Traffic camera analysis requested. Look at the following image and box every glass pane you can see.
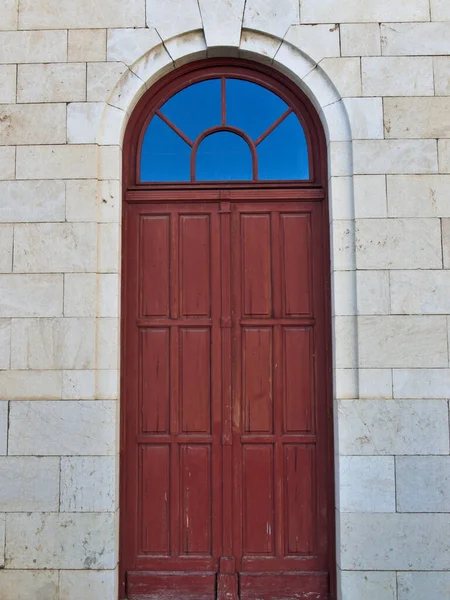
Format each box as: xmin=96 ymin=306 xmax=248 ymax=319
xmin=159 ymin=79 xmax=221 ymax=142
xmin=258 ymin=113 xmax=309 ymax=180
xmin=196 ymin=131 xmax=253 ymax=181
xmin=226 ymin=78 xmax=288 ymax=141
xmin=140 ymin=115 xmax=190 ymax=182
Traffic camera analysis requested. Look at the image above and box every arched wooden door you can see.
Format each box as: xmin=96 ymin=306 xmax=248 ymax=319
xmin=120 ymin=60 xmax=334 ymax=600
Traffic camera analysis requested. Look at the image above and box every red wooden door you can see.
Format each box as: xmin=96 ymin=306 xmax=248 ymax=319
xmin=121 ymin=193 xmax=331 ymax=600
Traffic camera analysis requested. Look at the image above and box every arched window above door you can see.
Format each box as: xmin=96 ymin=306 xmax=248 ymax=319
xmin=139 ymin=77 xmax=310 ymax=183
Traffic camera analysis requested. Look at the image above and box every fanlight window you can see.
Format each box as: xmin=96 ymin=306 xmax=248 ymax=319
xmin=139 ymin=77 xmax=310 ymax=182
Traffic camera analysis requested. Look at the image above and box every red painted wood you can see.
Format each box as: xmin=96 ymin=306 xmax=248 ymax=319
xmin=120 ymin=59 xmax=335 ymax=600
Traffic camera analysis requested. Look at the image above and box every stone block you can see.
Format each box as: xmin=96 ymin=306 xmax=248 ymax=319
xmin=68 ymin=29 xmax=107 ymax=62
xmin=98 ymin=146 xmax=121 ymax=180
xmin=439 ymin=140 xmax=450 ymax=173
xmin=0 ymin=457 xmax=59 ymax=511
xmin=107 ymin=27 xmax=161 ymax=66
xmin=0 ymin=274 xmax=63 ymax=317
xmin=397 ymin=572 xmax=450 ymax=600
xmin=14 ymin=223 xmax=97 ymax=273
xmin=99 ymin=179 xmax=121 ymax=222
xmin=198 ymin=0 xmax=244 ymax=48
xmin=87 ymin=62 xmax=127 ymax=102
xmin=0 ymin=180 xmax=65 ymax=222
xmin=329 ymin=176 xmax=353 ymax=221
xmin=0 ymin=370 xmax=62 ymax=400
xmin=339 ymin=398 xmax=449 ymax=455
xmin=64 ymin=273 xmax=96 ymax=317
xmin=0 ymin=147 xmax=15 ymax=181
xmin=387 ymin=175 xmax=450 ymax=217
xmin=19 ymin=0 xmax=145 ymax=29
xmin=5 ymin=512 xmax=116 ymax=569
xmin=0 ymin=30 xmax=67 ymax=63
xmin=343 ymin=98 xmax=383 ymax=140
xmin=60 ymin=456 xmax=116 ymax=511
xmin=2 ymin=0 xmax=18 ymax=29
xmin=0 ymin=65 xmax=16 ymax=104
xmin=0 ymin=571 xmax=58 ymax=600
xmin=385 ymin=97 xmax=450 ymax=139
xmin=8 ymin=400 xmax=116 ymax=455
xmin=356 ymin=270 xmax=389 ymax=315
xmin=356 ymin=218 xmax=442 ymax=269
xmin=99 ymin=274 xmax=120 ymax=317
xmin=332 ymin=271 xmax=357 ymax=316
xmin=16 ymin=145 xmax=98 ymax=180
xmin=334 ymin=316 xmax=357 ymax=370
xmin=359 ymin=369 xmax=392 ymax=399
xmin=0 ymin=402 xmax=7 ymax=455
xmin=0 ymin=104 xmax=66 ymax=145
xmin=443 ymin=218 xmax=450 ymax=268
xmin=301 ymin=0 xmax=429 ymax=22
xmin=434 ymin=57 xmax=450 ymax=95
xmin=97 ymin=318 xmax=119 ymax=370
xmin=320 ymin=58 xmax=361 ymax=98
xmin=353 ymin=140 xmax=438 ymax=175
xmin=11 ymin=317 xmax=95 ymax=370
xmin=430 ymin=0 xmax=450 ymax=20
xmin=97 ymin=369 xmax=119 ymax=400
xmin=393 ymin=369 xmax=450 ymax=398
xmin=396 ymin=456 xmax=450 ymax=512
xmin=354 ymin=175 xmax=387 ymax=218
xmin=381 ymin=23 xmax=450 ymax=56
xmin=59 ymin=570 xmax=116 ymax=600
xmin=17 ymin=63 xmax=86 ymax=103
xmin=239 ymin=31 xmax=284 ymax=64
xmin=330 ymin=220 xmax=355 ymax=271
xmin=0 ymin=515 xmax=4 ymax=567
xmin=338 ymin=456 xmax=395 ymax=512
xmin=339 ymin=571 xmax=396 ymax=600
xmin=335 ymin=369 xmax=358 ymax=399
xmin=0 ymin=320 xmax=10 ymax=369
xmin=284 ymin=24 xmax=340 ymax=63
xmin=341 ymin=24 xmax=381 ymax=56
xmin=329 ymin=142 xmax=353 ymax=177
xmin=359 ymin=316 xmax=448 ymax=368
xmin=362 ymin=57 xmax=433 ymax=96
xmin=340 ymin=513 xmax=450 ymax=570
xmin=67 ymin=102 xmax=104 ymax=144
xmin=147 ymin=0 xmax=202 ymax=40
xmin=98 ymin=223 xmax=120 ymax=273
xmin=390 ymin=270 xmax=450 ymax=314
xmin=0 ymin=225 xmax=13 ymax=273
xmin=62 ymin=370 xmax=95 ymax=400
xmin=65 ymin=179 xmax=97 ymax=222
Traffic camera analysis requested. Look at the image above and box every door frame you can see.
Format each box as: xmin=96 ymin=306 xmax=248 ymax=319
xmin=119 ymin=58 xmax=336 ymax=600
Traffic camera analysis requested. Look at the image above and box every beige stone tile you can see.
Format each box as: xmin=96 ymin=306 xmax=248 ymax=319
xmin=343 ymin=98 xmax=383 ymax=140
xmin=243 ymin=0 xmax=299 ymax=39
xmin=334 ymin=368 xmax=358 ymax=399
xmin=319 ymin=57 xmax=361 ymax=98
xmin=0 ymin=180 xmax=65 ymax=222
xmin=67 ymin=102 xmax=104 ymax=144
xmin=354 ymin=175 xmax=387 ymax=218
xmin=87 ymin=61 xmax=127 ymax=102
xmin=62 ymin=370 xmax=95 ymax=400
xmin=341 ymin=23 xmax=381 ymax=56
xmin=381 ymin=23 xmax=450 ymax=56
xmin=0 ymin=319 xmax=10 ymax=369
xmin=0 ymin=402 xmax=6 ymax=455
xmin=398 ymin=573 xmax=450 ymax=600
xmin=239 ymin=31 xmax=281 ymax=64
xmin=98 ymin=223 xmax=120 ymax=273
xmin=356 ymin=270 xmax=390 ymax=315
xmin=338 ymin=399 xmax=449 ymax=455
xmin=96 ymin=369 xmax=119 ymax=400
xmin=285 ymin=24 xmax=339 ymax=63
xmin=16 ymin=145 xmax=98 ymax=180
xmin=301 ymin=0 xmax=429 ymax=22
xmin=340 ymin=513 xmax=450 ymax=570
xmin=338 ymin=456 xmax=395 ymax=512
xmin=0 ymin=457 xmax=59 ymax=511
xmin=68 ymin=29 xmax=106 ymax=62
xmin=303 ymin=65 xmax=340 ymax=107
xmin=2 ymin=0 xmax=18 ymax=30
xmin=60 ymin=456 xmax=115 ymax=511
xmin=387 ymin=175 xmax=450 ymax=217
xmin=19 ymin=0 xmax=144 ymax=29
xmin=332 ymin=271 xmax=357 ymax=316
xmin=334 ymin=316 xmax=358 ymax=369
xmin=339 ymin=572 xmax=396 ymax=600
xmin=353 ymin=140 xmax=438 ymax=175
xmin=329 ymin=176 xmax=353 ymax=221
xmin=65 ymin=179 xmax=97 ymax=222
xmin=362 ymin=57 xmax=433 ymax=96
xmin=330 ymin=220 xmax=355 ymax=271
xmin=0 ymin=146 xmax=15 ymax=180
xmin=434 ymin=57 xmax=450 ymax=95
xmin=442 ymin=218 xmax=450 ymax=268
xmin=0 ymin=225 xmax=13 ymax=273
xmin=147 ymin=0 xmax=201 ymax=39
xmin=107 ymin=27 xmax=160 ymax=66
xmin=11 ymin=317 xmax=96 ymax=370
xmin=17 ymin=63 xmax=86 ymax=103
xmin=397 ymin=456 xmax=450 ymax=513
xmin=430 ymin=0 xmax=450 ymax=20
xmin=6 ymin=512 xmax=116 ymax=569
xmin=98 ymin=274 xmax=120 ymax=317
xmin=356 ymin=218 xmax=442 ymax=270
xmin=199 ymin=0 xmax=244 ymax=47
xmin=14 ymin=223 xmax=96 ymax=273
xmin=0 ymin=103 xmax=66 ymax=145
xmin=385 ymin=97 xmax=450 ymax=139
xmin=359 ymin=316 xmax=448 ymax=368
xmin=98 ymin=146 xmax=121 ymax=180
xmin=64 ymin=273 xmax=96 ymax=317
xmin=0 ymin=274 xmax=63 ymax=317
xmin=0 ymin=370 xmax=62 ymax=400
xmin=390 ymin=270 xmax=450 ymax=314
xmin=0 ymin=30 xmax=67 ymax=63
xmin=0 ymin=65 xmax=16 ymax=104
xmin=97 ymin=318 xmax=119 ymax=370
xmin=8 ymin=400 xmax=116 ymax=456
xmin=393 ymin=368 xmax=450 ymax=398
xmin=438 ymin=139 xmax=450 ymax=173
xmin=99 ymin=179 xmax=121 ymax=222
xmin=59 ymin=570 xmax=115 ymax=600
xmin=0 ymin=571 xmax=58 ymax=600
xmin=359 ymin=368 xmax=392 ymax=399
xmin=0 ymin=515 xmax=4 ymax=567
